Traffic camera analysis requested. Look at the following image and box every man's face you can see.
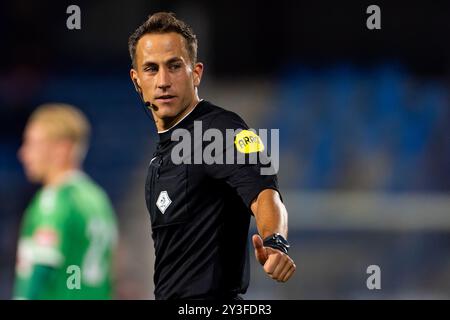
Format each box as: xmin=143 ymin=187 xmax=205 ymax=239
xmin=130 ymin=32 xmax=203 ymax=121
xmin=18 ymin=123 xmax=59 ymax=183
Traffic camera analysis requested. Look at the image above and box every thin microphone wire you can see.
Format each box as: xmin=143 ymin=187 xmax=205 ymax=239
xmin=133 ymin=82 xmax=154 ymax=121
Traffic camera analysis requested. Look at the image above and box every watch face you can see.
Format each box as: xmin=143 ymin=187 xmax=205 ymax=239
xmin=268 ymin=234 xmax=290 ymax=247
xmin=279 ymin=235 xmax=290 ymax=247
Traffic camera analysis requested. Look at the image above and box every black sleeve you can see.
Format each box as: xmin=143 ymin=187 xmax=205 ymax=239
xmin=203 ymin=110 xmax=281 ymax=209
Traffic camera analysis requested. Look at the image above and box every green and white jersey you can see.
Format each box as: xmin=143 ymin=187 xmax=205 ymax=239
xmin=14 ymin=171 xmax=118 ymax=299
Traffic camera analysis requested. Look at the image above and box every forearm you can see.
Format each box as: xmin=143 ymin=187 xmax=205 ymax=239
xmin=251 ymin=189 xmax=288 ymax=239
xmin=251 ymin=189 xmax=296 ymax=282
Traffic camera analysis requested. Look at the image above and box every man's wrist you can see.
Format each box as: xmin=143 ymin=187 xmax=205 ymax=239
xmin=262 ymin=233 xmax=290 ymax=254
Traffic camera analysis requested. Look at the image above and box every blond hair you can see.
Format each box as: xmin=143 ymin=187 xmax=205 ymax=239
xmin=28 ymin=103 xmax=91 ymax=161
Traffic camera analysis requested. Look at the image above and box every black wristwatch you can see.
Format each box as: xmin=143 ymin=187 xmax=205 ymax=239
xmin=263 ymin=233 xmax=290 ymax=254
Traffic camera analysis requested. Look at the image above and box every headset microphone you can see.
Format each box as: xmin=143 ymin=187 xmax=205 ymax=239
xmin=133 ymin=79 xmax=157 ymax=120
xmin=145 ymin=101 xmax=158 ymax=111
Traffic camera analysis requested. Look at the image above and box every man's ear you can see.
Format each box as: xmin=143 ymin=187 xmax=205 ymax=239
xmin=193 ymin=62 xmax=203 ymax=87
xmin=54 ymin=140 xmax=74 ymax=164
xmin=130 ymin=69 xmax=141 ymax=91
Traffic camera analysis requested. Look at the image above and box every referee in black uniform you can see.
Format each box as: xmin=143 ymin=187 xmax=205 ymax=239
xmin=128 ymin=12 xmax=296 ymax=300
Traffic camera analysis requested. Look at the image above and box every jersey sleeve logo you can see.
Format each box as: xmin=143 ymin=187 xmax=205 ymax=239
xmin=156 ymin=191 xmax=172 ymax=214
xmin=234 ymin=130 xmax=265 ymax=154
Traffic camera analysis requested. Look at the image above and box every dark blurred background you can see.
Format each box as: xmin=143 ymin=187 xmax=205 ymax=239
xmin=1 ymin=0 xmax=449 ymax=299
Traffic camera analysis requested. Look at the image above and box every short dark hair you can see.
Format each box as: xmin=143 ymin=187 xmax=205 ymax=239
xmin=128 ymin=12 xmax=198 ymax=68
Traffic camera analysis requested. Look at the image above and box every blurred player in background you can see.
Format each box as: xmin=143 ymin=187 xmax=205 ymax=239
xmin=14 ymin=103 xmax=118 ymax=299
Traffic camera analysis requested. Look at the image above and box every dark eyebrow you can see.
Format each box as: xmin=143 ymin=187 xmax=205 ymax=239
xmin=142 ymin=57 xmax=183 ymax=69
xmin=142 ymin=61 xmax=157 ymax=68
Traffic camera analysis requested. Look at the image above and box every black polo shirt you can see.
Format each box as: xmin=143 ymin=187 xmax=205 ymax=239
xmin=145 ymin=100 xmax=280 ymax=300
